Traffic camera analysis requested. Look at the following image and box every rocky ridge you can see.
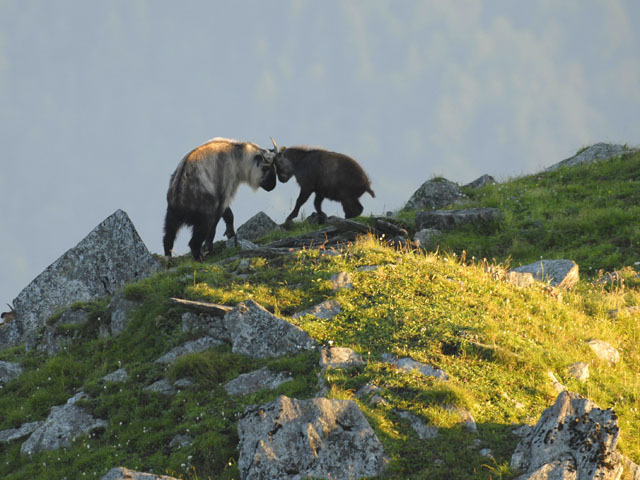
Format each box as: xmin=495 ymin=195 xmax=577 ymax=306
xmin=0 ymin=144 xmax=638 ymax=479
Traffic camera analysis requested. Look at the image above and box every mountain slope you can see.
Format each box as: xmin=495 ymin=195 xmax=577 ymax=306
xmin=0 ymin=149 xmax=638 ymax=479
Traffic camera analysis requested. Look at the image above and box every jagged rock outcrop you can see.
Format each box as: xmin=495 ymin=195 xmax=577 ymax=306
xmin=509 ymin=260 xmax=579 ymax=289
xmin=511 ymin=391 xmax=624 ymax=479
xmin=235 ymin=211 xmax=282 ymax=241
xmin=1 ymin=210 xmax=159 ymax=351
xmin=102 ymin=368 xmax=129 ymax=383
xmin=568 ymin=362 xmax=589 ymax=382
xmin=546 ymin=143 xmax=639 ymax=172
xmin=143 ymin=379 xmax=176 ymax=395
xmin=237 ymin=395 xmax=386 ymax=480
xmin=0 ymin=360 xmax=23 ymax=385
xmin=31 ymin=307 xmax=90 ymax=355
xmin=319 ymin=347 xmax=364 ymax=369
xmin=330 ymin=271 xmax=353 ymax=290
xmin=384 ymin=355 xmax=449 ymax=381
xmin=405 ymin=178 xmax=465 ymax=210
xmin=20 ymin=392 xmax=107 ymax=455
xmin=293 ymin=299 xmax=342 ymax=320
xmin=0 ymin=421 xmax=43 ymax=444
xmin=414 ymin=228 xmax=443 ymax=250
xmin=223 ymin=367 xmax=292 ymax=396
xmin=588 ymin=340 xmax=621 ymax=365
xmin=154 ymin=336 xmax=224 ymax=365
xmin=416 ymin=207 xmax=503 ymax=231
xmin=101 ymin=467 xmax=180 ymax=480
xmin=465 ymin=174 xmax=496 ymax=188
xmin=104 ymin=292 xmax=141 ymax=337
xmin=224 ymin=300 xmax=318 ymax=358
xmin=396 ymin=410 xmax=439 ymax=439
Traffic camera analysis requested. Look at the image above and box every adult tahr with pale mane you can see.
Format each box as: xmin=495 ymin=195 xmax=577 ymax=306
xmin=163 ymin=138 xmax=277 ymax=260
xmin=272 ymin=139 xmax=375 ymax=226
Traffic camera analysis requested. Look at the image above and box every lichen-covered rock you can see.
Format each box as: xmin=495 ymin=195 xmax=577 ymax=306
xmin=319 ymin=347 xmax=364 ymax=369
xmin=416 ymin=207 xmax=502 ymax=231
xmin=101 ymin=467 xmax=181 ymax=480
xmin=510 ymin=260 xmax=579 ymax=289
xmin=546 ymin=143 xmax=639 ymax=172
xmin=105 ymin=292 xmax=140 ymax=337
xmin=587 ymin=340 xmax=620 ymax=365
xmin=396 ymin=410 xmax=439 ymax=440
xmin=0 ymin=421 xmax=43 ymax=444
xmin=0 ymin=360 xmax=23 ymax=385
xmin=238 ymin=395 xmax=386 ymax=480
xmin=465 ymin=174 xmax=496 ymax=188
xmin=143 ymin=379 xmax=176 ymax=396
xmin=330 ymin=272 xmax=353 ymax=290
xmin=31 ymin=307 xmax=90 ymax=355
xmin=223 ymin=367 xmax=292 ymax=396
xmin=405 ymin=178 xmax=465 ymax=210
xmin=154 ymin=336 xmax=224 ymax=365
xmin=224 ymin=300 xmax=317 ymax=358
xmin=414 ymin=228 xmax=443 ymax=250
xmin=567 ymin=362 xmax=589 ymax=382
xmin=21 ymin=393 xmax=107 ymax=455
xmin=235 ymin=211 xmax=282 ymax=241
xmin=293 ymin=299 xmax=342 ymax=320
xmin=101 ymin=368 xmax=129 ymax=383
xmin=386 ymin=356 xmax=449 ymax=381
xmin=2 ymin=210 xmax=159 ymax=351
xmin=181 ymin=312 xmax=229 ymax=340
xmin=511 ymin=391 xmax=623 ymax=480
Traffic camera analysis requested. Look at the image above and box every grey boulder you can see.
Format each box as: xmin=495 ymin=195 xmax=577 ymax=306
xmin=511 ymin=391 xmax=623 ymax=479
xmin=546 ymin=143 xmax=638 ymax=172
xmin=0 ymin=421 xmax=43 ymax=444
xmin=20 ymin=393 xmax=107 ymax=455
xmin=465 ymin=174 xmax=496 ymax=188
xmin=509 ymin=260 xmax=579 ymax=289
xmin=101 ymin=467 xmax=180 ymax=480
xmin=319 ymin=347 xmax=364 ymax=370
xmin=0 ymin=360 xmax=23 ymax=385
xmin=154 ymin=336 xmax=224 ymax=365
xmin=2 ymin=210 xmax=158 ymax=350
xmin=386 ymin=355 xmax=449 ymax=381
xmin=416 ymin=207 xmax=502 ymax=231
xmin=223 ymin=367 xmax=292 ymax=396
xmin=405 ymin=178 xmax=465 ymax=210
xmin=238 ymin=395 xmax=386 ymax=480
xmin=293 ymin=299 xmax=342 ymax=320
xmin=224 ymin=300 xmax=317 ymax=358
xmin=235 ymin=211 xmax=282 ymax=242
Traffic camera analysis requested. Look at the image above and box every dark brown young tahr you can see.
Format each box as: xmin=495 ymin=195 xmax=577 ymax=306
xmin=273 ymin=142 xmax=375 ymax=226
xmin=163 ymin=138 xmax=277 ymax=260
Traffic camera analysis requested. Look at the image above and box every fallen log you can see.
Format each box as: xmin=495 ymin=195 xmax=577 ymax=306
xmin=169 ymin=297 xmax=233 ymax=316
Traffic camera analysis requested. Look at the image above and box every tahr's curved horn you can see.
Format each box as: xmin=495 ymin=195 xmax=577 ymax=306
xmin=270 ymin=137 xmax=278 ymax=152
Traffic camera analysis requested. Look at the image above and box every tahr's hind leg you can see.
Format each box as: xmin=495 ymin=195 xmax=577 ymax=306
xmin=313 ymin=194 xmax=327 ymax=224
xmin=189 ymin=217 xmax=210 ymax=261
xmin=163 ymin=207 xmax=182 ymax=257
xmin=342 ymin=197 xmax=364 ymax=218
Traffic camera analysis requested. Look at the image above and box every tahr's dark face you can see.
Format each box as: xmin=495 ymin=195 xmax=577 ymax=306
xmin=260 ymin=163 xmax=277 ymax=191
xmin=275 ymin=155 xmax=294 ymax=183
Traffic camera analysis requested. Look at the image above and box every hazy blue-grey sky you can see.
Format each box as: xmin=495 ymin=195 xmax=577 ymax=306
xmin=1 ymin=0 xmax=639 ymax=305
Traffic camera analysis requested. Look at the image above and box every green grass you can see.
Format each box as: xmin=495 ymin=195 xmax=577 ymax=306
xmin=420 ymin=150 xmax=640 ymax=274
xmin=0 ymin=150 xmax=639 ymax=479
